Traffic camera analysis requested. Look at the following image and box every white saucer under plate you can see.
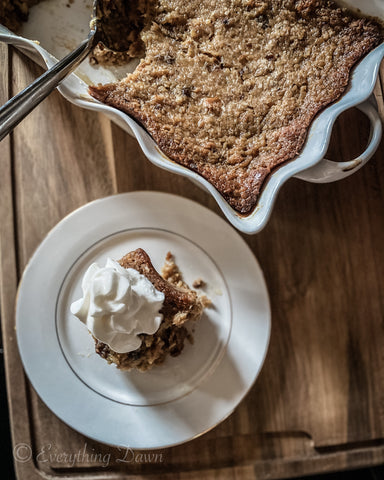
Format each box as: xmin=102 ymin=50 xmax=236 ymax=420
xmin=16 ymin=192 xmax=271 ymax=449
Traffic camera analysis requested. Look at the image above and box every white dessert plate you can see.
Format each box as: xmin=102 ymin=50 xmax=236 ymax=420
xmin=16 ymin=192 xmax=271 ymax=449
xmin=0 ymin=0 xmax=383 ymax=234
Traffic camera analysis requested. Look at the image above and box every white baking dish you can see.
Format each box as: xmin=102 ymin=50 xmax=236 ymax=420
xmin=0 ymin=0 xmax=383 ymax=234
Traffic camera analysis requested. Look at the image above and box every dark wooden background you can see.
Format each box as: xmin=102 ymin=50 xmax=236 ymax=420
xmin=1 ymin=43 xmax=384 ymax=479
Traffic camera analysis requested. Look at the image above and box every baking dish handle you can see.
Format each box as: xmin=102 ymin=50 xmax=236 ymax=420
xmin=294 ymin=95 xmax=382 ymax=183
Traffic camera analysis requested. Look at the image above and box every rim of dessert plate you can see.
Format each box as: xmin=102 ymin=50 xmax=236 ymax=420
xmin=16 ymin=191 xmax=272 ymax=449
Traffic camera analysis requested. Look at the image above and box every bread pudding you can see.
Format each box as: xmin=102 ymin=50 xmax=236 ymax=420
xmin=2 ymin=0 xmax=382 ymax=214
xmin=71 ymin=249 xmax=209 ymax=372
xmin=89 ymin=0 xmax=383 ymax=214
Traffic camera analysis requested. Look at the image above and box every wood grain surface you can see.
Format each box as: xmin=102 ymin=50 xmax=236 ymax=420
xmin=1 ymin=43 xmax=384 ymax=479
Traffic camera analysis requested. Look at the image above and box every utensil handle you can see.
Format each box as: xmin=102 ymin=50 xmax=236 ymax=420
xmin=0 ymin=37 xmax=92 ymax=142
xmin=294 ymin=95 xmax=382 ymax=183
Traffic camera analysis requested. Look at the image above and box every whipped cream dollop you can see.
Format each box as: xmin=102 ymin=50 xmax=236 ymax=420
xmin=70 ymin=258 xmax=165 ymax=353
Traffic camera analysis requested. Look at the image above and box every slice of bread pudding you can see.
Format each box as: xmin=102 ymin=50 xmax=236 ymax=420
xmin=94 ymin=249 xmax=208 ymax=371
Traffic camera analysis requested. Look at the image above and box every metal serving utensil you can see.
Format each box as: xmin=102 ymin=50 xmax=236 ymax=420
xmin=0 ymin=1 xmax=100 ymax=142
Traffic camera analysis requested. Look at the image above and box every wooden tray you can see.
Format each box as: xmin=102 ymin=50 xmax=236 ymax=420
xmin=1 ymin=44 xmax=384 ymax=479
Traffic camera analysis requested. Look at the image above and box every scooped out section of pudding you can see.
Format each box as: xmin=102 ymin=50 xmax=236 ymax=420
xmin=91 ymin=0 xmax=156 ymax=65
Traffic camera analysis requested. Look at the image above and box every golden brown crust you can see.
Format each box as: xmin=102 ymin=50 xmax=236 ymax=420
xmin=89 ymin=0 xmax=383 ymax=214
xmin=119 ymin=248 xmax=199 ymax=317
